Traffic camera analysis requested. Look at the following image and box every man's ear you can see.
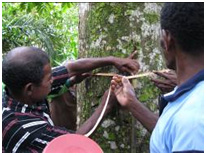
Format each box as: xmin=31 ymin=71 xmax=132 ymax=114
xmin=162 ymin=29 xmax=175 ymax=52
xmin=23 ymin=83 xmax=34 ymax=96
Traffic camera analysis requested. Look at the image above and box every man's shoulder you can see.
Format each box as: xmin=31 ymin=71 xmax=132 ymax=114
xmin=185 ymin=80 xmax=204 ymax=104
xmin=164 ymin=80 xmax=204 ymax=136
xmin=192 ymin=80 xmax=204 ymax=91
xmin=2 ymin=105 xmax=45 ymax=124
xmin=170 ymin=80 xmax=204 ymax=134
xmin=174 ymin=81 xmax=204 ymax=121
xmin=175 ymin=80 xmax=204 ymax=106
xmin=2 ymin=107 xmax=13 ymax=120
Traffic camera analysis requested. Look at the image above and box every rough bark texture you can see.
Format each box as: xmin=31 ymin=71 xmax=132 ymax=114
xmin=77 ymin=2 xmax=164 ymax=153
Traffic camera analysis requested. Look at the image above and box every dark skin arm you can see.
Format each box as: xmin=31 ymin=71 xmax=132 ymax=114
xmin=151 ymin=70 xmax=177 ymax=93
xmin=76 ymin=90 xmax=118 ymax=135
xmin=52 ymin=52 xmax=139 ymax=132
xmin=64 ymin=51 xmax=140 ymax=78
xmin=111 ymin=76 xmax=158 ymax=133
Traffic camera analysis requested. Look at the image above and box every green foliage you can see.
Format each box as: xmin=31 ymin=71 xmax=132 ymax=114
xmin=79 ymin=3 xmax=163 ymax=152
xmin=2 ymin=2 xmax=79 ymax=66
xmin=143 ymin=13 xmax=159 ymax=24
xmin=87 ymin=3 xmax=145 ymax=59
xmin=108 ymin=132 xmax=116 ymax=140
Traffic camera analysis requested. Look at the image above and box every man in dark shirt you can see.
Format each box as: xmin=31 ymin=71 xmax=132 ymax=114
xmin=2 ymin=46 xmax=139 ymax=153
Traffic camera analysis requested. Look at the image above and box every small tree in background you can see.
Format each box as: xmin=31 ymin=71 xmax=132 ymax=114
xmin=2 ymin=2 xmax=79 ymax=66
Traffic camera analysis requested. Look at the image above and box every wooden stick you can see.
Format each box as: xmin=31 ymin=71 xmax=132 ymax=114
xmin=93 ymin=73 xmax=117 ymax=77
xmin=92 ymin=69 xmax=170 ymax=79
xmin=127 ymin=72 xmax=154 ymax=79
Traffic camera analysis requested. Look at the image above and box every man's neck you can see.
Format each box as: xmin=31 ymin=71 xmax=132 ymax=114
xmin=175 ymin=53 xmax=204 ymax=86
xmin=8 ymin=89 xmax=34 ymax=105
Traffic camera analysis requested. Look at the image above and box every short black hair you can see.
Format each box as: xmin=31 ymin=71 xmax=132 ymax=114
xmin=160 ymin=2 xmax=204 ymax=55
xmin=2 ymin=47 xmax=50 ymax=93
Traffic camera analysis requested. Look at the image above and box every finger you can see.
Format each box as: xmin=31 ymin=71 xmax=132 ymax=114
xmin=122 ymin=76 xmax=133 ymax=88
xmin=112 ymin=76 xmax=122 ymax=83
xmin=156 ymin=85 xmax=174 ymax=93
xmin=151 ymin=78 xmax=172 ymax=86
xmin=128 ymin=50 xmax=138 ymax=59
xmin=153 ymin=71 xmax=171 ymax=79
xmin=111 ymin=79 xmax=123 ymax=92
xmin=128 ymin=64 xmax=140 ymax=75
xmin=167 ymin=70 xmax=176 ymax=75
xmin=116 ymin=83 xmax=122 ymax=90
xmin=120 ymin=66 xmax=132 ymax=75
xmin=123 ymin=66 xmax=137 ymax=75
xmin=151 ymin=78 xmax=165 ymax=84
xmin=111 ymin=84 xmax=116 ymax=91
xmin=156 ymin=83 xmax=173 ymax=89
xmin=111 ymin=82 xmax=123 ymax=95
xmin=111 ymin=79 xmax=118 ymax=86
xmin=164 ymin=69 xmax=175 ymax=73
xmin=128 ymin=61 xmax=140 ymax=74
xmin=114 ymin=87 xmax=123 ymax=96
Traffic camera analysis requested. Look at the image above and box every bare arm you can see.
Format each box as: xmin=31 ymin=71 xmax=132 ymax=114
xmin=111 ymin=76 xmax=158 ymax=132
xmin=64 ymin=55 xmax=140 ymax=77
xmin=127 ymin=98 xmax=158 ymax=132
xmin=65 ymin=57 xmax=113 ymax=77
xmin=76 ymin=90 xmax=118 ymax=135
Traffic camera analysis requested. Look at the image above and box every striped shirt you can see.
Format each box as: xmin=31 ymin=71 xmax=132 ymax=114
xmin=2 ymin=66 xmax=74 ymax=153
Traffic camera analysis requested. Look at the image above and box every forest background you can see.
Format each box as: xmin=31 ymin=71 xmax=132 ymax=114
xmin=2 ymin=2 xmax=164 ymax=153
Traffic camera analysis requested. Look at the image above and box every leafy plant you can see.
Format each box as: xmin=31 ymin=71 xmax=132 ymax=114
xmin=2 ymin=2 xmax=79 ymax=66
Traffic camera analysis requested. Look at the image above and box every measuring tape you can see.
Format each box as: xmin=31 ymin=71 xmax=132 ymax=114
xmin=84 ymin=69 xmax=169 ymax=137
xmin=92 ymin=69 xmax=170 ymax=79
xmin=84 ymin=87 xmax=112 ymax=137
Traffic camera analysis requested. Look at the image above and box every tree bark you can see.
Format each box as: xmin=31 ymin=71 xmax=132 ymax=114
xmin=78 ymin=2 xmax=164 ymax=153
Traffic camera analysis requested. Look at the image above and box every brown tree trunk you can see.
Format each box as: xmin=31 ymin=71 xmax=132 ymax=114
xmin=78 ymin=2 xmax=164 ymax=153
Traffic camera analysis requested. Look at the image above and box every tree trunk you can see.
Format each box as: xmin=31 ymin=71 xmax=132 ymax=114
xmin=77 ymin=2 xmax=164 ymax=153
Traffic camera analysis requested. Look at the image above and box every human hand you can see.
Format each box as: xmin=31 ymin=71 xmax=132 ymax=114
xmin=111 ymin=75 xmax=137 ymax=110
xmin=113 ymin=51 xmax=140 ymax=75
xmin=151 ymin=70 xmax=177 ymax=93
